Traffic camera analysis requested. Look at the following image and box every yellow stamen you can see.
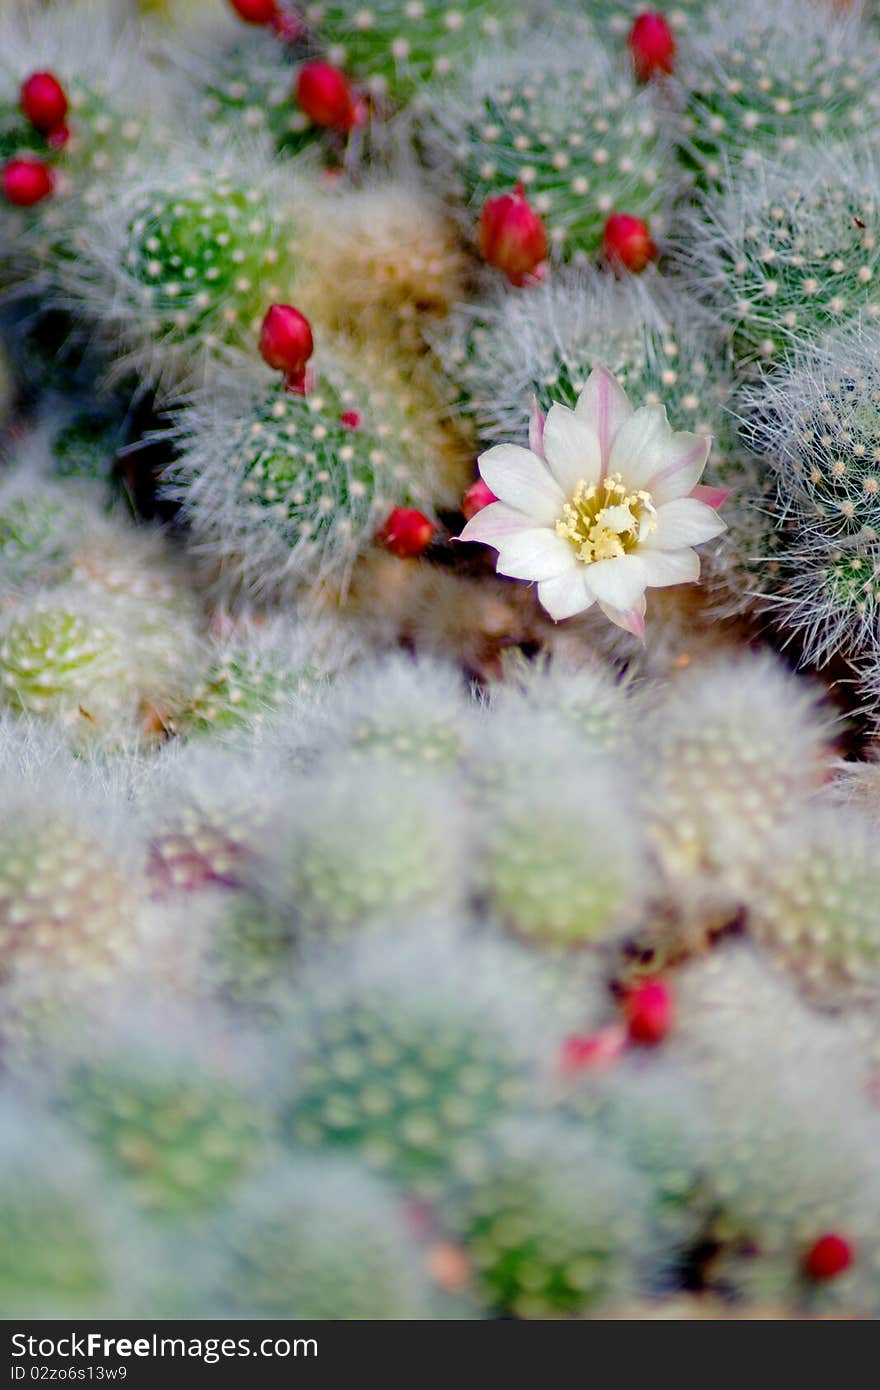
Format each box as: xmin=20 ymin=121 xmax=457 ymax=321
xmin=555 ymin=473 xmax=656 ymax=564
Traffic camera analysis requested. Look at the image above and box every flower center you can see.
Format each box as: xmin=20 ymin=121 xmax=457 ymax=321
xmin=555 ymin=473 xmax=655 ymax=564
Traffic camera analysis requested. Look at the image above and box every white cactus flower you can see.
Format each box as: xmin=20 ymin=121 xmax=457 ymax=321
xmin=460 ymin=366 xmax=727 ymax=635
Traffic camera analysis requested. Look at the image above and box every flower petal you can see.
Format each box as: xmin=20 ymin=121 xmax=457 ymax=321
xmin=584 ymin=554 xmax=649 ymax=611
xmin=575 ymin=366 xmax=633 ymax=477
xmin=648 ymin=434 xmax=713 ymax=505
xmin=642 ymin=498 xmax=727 ymax=550
xmin=638 ymin=547 xmax=701 ymax=588
xmin=690 ymin=483 xmax=731 ymax=511
xmin=537 ymin=570 xmax=596 ymax=621
xmin=495 ymin=528 xmax=578 ymax=581
xmin=608 ymin=405 xmax=711 ymax=502
xmin=542 ymin=402 xmax=602 ymax=494
xmin=459 ymin=501 xmax=534 ymax=545
xmin=478 ymin=444 xmax=564 ymax=524
xmin=597 ymin=596 xmax=646 ymax=639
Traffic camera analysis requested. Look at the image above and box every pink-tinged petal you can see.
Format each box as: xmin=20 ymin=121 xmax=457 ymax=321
xmin=459 ymin=500 xmax=533 ymax=546
xmin=477 ymin=444 xmax=564 ymax=524
xmin=495 ymin=528 xmax=579 ymax=581
xmin=575 ymin=365 xmax=633 ymax=479
xmin=542 ymin=402 xmax=602 ymax=493
xmin=608 ymin=405 xmax=711 ymax=502
xmin=583 ymin=554 xmax=649 ymax=611
xmin=641 ymin=497 xmax=727 ymax=550
xmin=638 ymin=547 xmax=701 ymax=589
xmin=537 ymin=570 xmax=596 ymax=621
xmin=529 ymin=398 xmax=546 ymax=459
xmin=690 ymin=483 xmax=731 ymax=511
xmin=597 ymin=596 xmax=646 ymax=640
xmin=647 ymin=433 xmax=713 ymax=505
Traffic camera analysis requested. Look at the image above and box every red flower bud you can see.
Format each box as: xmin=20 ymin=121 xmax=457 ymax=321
xmin=296 ymin=61 xmax=362 ymax=133
xmin=2 ymin=158 xmax=54 ymax=207
xmin=805 ymin=1234 xmax=855 ymax=1281
xmin=560 ymin=1026 xmax=627 ymax=1075
xmin=603 ymin=213 xmax=657 ymax=274
xmin=478 ymin=184 xmax=548 ymax=286
xmin=259 ymin=305 xmax=314 ymax=385
xmin=227 ymin=0 xmax=280 ymax=23
xmin=622 ymin=979 xmax=673 ymax=1045
xmin=20 ymin=71 xmax=69 ymax=134
xmin=628 ymin=13 xmax=677 ymax=83
xmin=461 ymin=478 xmax=497 ymax=521
xmin=376 ymin=507 xmax=437 ymax=558
xmin=340 ymin=410 xmax=362 ymax=430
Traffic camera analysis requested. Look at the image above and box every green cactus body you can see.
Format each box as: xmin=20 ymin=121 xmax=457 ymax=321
xmin=447 ymin=1119 xmax=651 ymax=1317
xmin=0 ymin=493 xmax=73 ymax=588
xmin=441 ymin=54 xmax=664 ymax=261
xmin=61 ymin=1063 xmax=270 ymax=1220
xmin=311 ymin=1 xmax=514 ymax=103
xmin=123 ymin=182 xmax=293 ymax=347
xmin=178 ymin=654 xmax=312 ymax=737
xmin=283 ymin=936 xmax=540 ymax=1195
xmin=50 ymin=413 xmax=123 ymax=482
xmin=198 ymin=33 xmax=318 ymax=158
xmin=0 ymin=604 xmax=131 ymax=723
xmin=213 ymin=1161 xmax=435 ymax=1318
xmin=167 ymin=358 xmax=430 ymax=594
xmin=682 ymin=149 xmax=880 ymax=371
xmin=679 ymin=11 xmax=880 ymax=188
xmin=0 ymin=811 xmax=135 ymax=983
xmin=753 ymin=812 xmax=880 ymax=1003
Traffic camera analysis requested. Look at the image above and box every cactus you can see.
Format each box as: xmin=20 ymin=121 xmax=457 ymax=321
xmin=0 ymin=785 xmax=138 ymax=989
xmin=164 ymin=349 xmax=438 ymax=599
xmin=55 ymin=1008 xmax=273 ymax=1220
xmin=210 ymin=1158 xmax=438 ymax=1318
xmin=738 ymin=325 xmax=880 ymax=666
xmin=677 ymin=142 xmax=880 ymax=370
xmin=280 ymin=929 xmax=549 ymax=1195
xmin=427 ymin=33 xmax=667 ymax=263
xmin=306 ymin=0 xmax=517 ymax=104
xmin=306 ymin=653 xmax=480 ymax=770
xmin=271 ymin=757 xmax=467 ymax=939
xmin=488 ymin=655 xmax=633 ymax=756
xmin=0 ymin=1099 xmax=159 ymax=1317
xmin=141 ymin=744 xmax=289 ymax=897
xmin=58 ymin=144 xmax=305 ymax=389
xmin=676 ymin=0 xmax=880 ymax=188
xmin=477 ymin=752 xmax=647 ymax=948
xmin=640 ymin=654 xmax=835 ymax=912
xmin=445 ymin=1116 xmax=656 ymax=1318
xmin=751 ymin=806 xmax=880 ymax=1005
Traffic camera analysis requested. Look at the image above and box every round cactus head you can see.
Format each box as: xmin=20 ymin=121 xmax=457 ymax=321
xmin=445 ymin=1116 xmax=656 ymax=1317
xmin=678 ymin=142 xmax=880 ymax=370
xmin=430 ymin=35 xmax=666 ymax=264
xmin=211 ymin=1158 xmax=438 ymax=1317
xmin=279 ymin=929 xmax=551 ymax=1195
xmin=55 ymin=1007 xmax=273 ymax=1220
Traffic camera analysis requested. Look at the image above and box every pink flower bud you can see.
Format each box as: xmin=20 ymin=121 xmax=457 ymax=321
xmin=2 ymin=158 xmax=54 ymax=207
xmin=462 ymin=479 xmax=497 ymax=521
xmin=20 ymin=71 xmax=69 ymax=134
xmin=603 ymin=213 xmax=658 ymax=274
xmin=376 ymin=507 xmax=437 ymax=558
xmin=559 ymin=1026 xmax=627 ymax=1075
xmin=628 ymin=13 xmax=676 ymax=84
xmin=478 ymin=184 xmax=548 ymax=286
xmin=296 ymin=61 xmax=362 ymax=133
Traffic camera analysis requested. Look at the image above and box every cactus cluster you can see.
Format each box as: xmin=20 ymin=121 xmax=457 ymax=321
xmin=5 ymin=0 xmax=880 ymax=1326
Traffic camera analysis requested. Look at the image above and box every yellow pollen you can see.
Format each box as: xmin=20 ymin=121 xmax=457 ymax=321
xmin=555 ymin=473 xmax=655 ymax=564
